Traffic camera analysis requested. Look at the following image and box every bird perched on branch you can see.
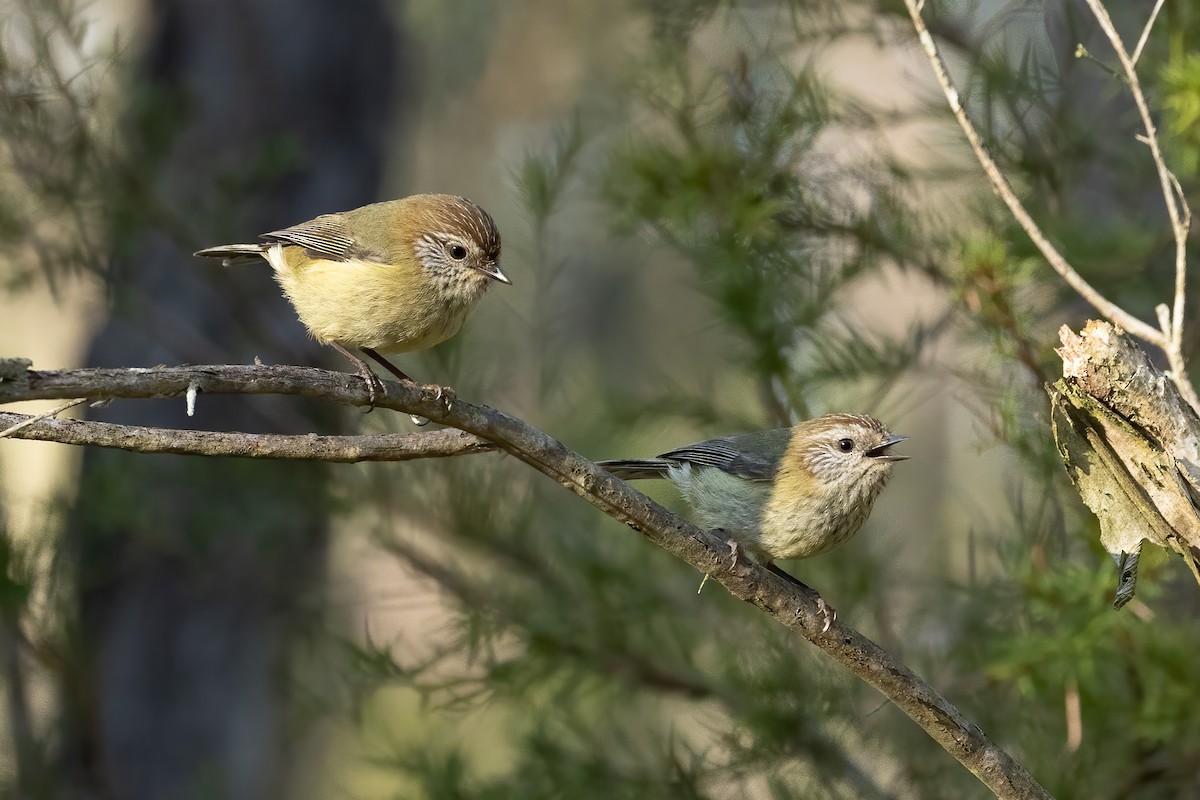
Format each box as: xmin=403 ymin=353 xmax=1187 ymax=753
xmin=600 ymin=414 xmax=907 ymax=624
xmin=195 ymin=194 xmax=510 ymax=406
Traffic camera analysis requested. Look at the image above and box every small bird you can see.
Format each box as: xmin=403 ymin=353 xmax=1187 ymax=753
xmin=194 ymin=194 xmax=510 ymax=404
xmin=599 ymin=414 xmax=907 ymax=621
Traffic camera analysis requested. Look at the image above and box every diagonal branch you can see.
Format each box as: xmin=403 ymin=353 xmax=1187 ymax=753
xmin=0 ymin=360 xmax=1051 ymax=800
xmin=902 ymin=0 xmax=1166 ymax=349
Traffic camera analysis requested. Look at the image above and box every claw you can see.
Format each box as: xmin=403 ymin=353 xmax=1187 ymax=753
xmin=816 ymin=596 xmax=836 ymax=633
xmin=365 ymin=373 xmax=387 ymax=409
xmin=426 ymin=383 xmax=455 ymax=407
xmin=408 ymin=385 xmax=453 ymax=425
xmin=350 ymin=362 xmax=386 ymax=411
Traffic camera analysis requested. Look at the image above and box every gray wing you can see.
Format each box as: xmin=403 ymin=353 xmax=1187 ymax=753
xmin=658 ymin=428 xmax=790 ymax=482
xmin=261 ymin=214 xmax=380 ymax=262
xmin=595 ymin=459 xmax=672 ymax=480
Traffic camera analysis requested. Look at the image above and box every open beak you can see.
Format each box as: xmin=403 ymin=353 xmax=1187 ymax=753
xmin=477 ymin=261 xmax=511 ymax=285
xmin=866 ymin=434 xmax=909 ymax=462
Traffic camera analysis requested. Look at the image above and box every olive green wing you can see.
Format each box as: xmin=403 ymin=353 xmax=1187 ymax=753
xmin=261 ymin=213 xmax=384 ymax=263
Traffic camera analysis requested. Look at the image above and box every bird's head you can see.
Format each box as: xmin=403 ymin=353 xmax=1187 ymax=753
xmin=788 ymin=413 xmax=908 ymax=499
xmin=406 ymin=194 xmax=510 ymax=288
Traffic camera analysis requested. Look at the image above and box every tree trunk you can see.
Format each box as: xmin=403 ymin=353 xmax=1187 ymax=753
xmin=60 ymin=1 xmax=403 ymax=797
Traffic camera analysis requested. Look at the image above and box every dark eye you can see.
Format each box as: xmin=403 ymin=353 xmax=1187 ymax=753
xmin=838 ymin=438 xmax=854 ymax=452
xmin=448 ymin=244 xmax=468 ymax=260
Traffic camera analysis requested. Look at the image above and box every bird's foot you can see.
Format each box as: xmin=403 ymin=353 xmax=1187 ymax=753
xmin=331 ymin=343 xmax=385 ymax=411
xmin=355 ymin=365 xmax=387 ymax=411
xmin=424 ymin=383 xmax=456 ymax=409
xmin=358 ymin=346 xmax=424 ymax=420
xmin=713 ymin=531 xmax=746 ymax=572
xmin=764 ymin=564 xmax=834 ymax=632
xmin=693 ymin=532 xmax=743 ymax=593
xmin=407 ymin=383 xmax=454 ymax=426
xmin=727 ymin=539 xmax=742 ymax=569
xmin=816 ymin=595 xmax=836 ymax=633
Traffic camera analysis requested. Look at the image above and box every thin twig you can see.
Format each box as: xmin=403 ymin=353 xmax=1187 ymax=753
xmin=1082 ymin=0 xmax=1198 ymax=413
xmin=0 ymin=360 xmax=1050 ymax=799
xmin=0 ymin=398 xmax=86 ymax=439
xmin=902 ymin=0 xmax=1166 ymax=349
xmin=0 ymin=412 xmax=496 ymax=462
xmin=1131 ymin=0 xmax=1165 ymax=66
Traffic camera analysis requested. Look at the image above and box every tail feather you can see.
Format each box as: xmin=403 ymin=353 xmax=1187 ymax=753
xmin=193 ymin=243 xmax=268 ymax=266
xmin=596 ymin=458 xmax=673 ymax=480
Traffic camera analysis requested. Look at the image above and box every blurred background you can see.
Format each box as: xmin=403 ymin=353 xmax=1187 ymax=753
xmin=1 ymin=0 xmax=1199 ymax=797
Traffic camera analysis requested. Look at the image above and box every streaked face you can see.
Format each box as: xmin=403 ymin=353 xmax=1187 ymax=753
xmin=794 ymin=414 xmax=908 ymax=489
xmin=412 ymin=196 xmax=509 ymax=285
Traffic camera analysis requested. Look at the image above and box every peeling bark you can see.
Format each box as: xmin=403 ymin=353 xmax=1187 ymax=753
xmin=1049 ymin=321 xmax=1200 ymax=607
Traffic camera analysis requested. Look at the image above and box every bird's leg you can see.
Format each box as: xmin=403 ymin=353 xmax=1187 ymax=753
xmin=766 ymin=561 xmax=803 ymax=586
xmin=330 ymin=343 xmax=385 ymax=409
xmin=360 ymin=347 xmax=442 ymax=427
xmin=361 ymin=347 xmax=413 ymax=383
xmin=767 ymin=562 xmax=835 ymax=633
xmin=362 ymin=347 xmax=455 ymax=405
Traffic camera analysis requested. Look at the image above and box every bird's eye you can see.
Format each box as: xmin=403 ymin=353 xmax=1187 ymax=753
xmin=837 ymin=438 xmax=854 ymax=452
xmin=448 ymin=244 xmax=468 ymax=260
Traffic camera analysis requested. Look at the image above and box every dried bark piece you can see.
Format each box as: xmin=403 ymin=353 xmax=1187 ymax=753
xmin=1051 ymin=322 xmax=1200 ymax=607
xmin=1057 ymin=321 xmax=1200 ymax=496
xmin=1050 ymin=380 xmax=1174 ymax=607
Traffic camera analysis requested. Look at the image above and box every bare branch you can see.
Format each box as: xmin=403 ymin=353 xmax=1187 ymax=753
xmin=1082 ymin=0 xmax=1197 ymax=412
xmin=0 ymin=359 xmax=1051 ymax=800
xmin=902 ymin=0 xmax=1166 ymax=348
xmin=0 ymin=411 xmax=495 ymax=461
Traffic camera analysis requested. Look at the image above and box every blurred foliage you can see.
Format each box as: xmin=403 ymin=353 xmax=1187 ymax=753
xmin=605 ymin=49 xmax=934 ymax=419
xmin=4 ymin=0 xmax=1200 ymax=798
xmin=1162 ymin=50 xmax=1200 ymax=176
xmin=0 ymin=0 xmax=126 ymax=292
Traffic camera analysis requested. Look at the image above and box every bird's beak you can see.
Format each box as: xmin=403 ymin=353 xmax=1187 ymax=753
xmin=866 ymin=434 xmax=909 ymax=461
xmin=477 ymin=262 xmax=511 ymax=285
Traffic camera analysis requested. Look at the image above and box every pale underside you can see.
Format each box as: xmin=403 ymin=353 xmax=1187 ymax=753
xmin=265 ymin=244 xmax=486 ymax=353
xmin=670 ymin=460 xmax=888 ymax=562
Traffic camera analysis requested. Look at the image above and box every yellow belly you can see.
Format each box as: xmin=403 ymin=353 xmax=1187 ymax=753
xmin=267 ymin=246 xmax=483 ymax=352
